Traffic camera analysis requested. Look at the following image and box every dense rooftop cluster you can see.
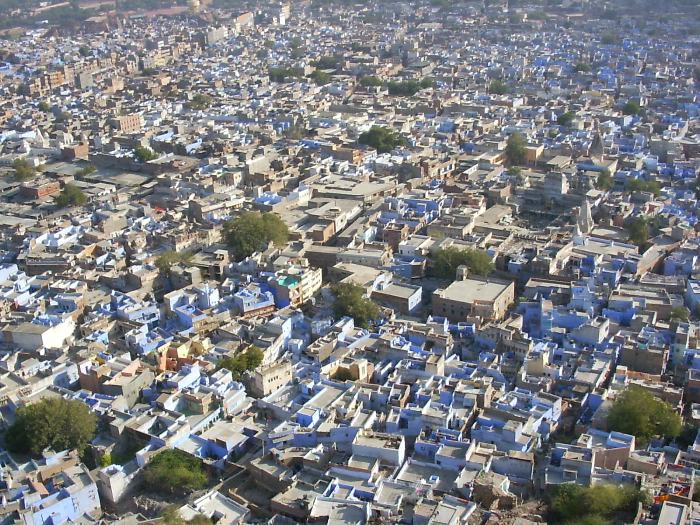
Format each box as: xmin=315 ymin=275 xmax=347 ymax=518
xmin=0 ymin=0 xmax=698 ymax=524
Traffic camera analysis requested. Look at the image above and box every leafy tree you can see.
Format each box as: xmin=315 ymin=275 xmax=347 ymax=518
xmin=358 ymin=126 xmax=407 ymax=153
xmin=223 ymin=212 xmax=289 ymax=261
xmin=333 ymin=368 xmax=354 ymax=381
xmin=78 ymin=45 xmax=91 ymax=57
xmin=155 ymin=251 xmax=193 ymax=276
xmin=550 ymin=483 xmax=649 ymax=524
xmin=622 ymin=100 xmax=642 ymax=116
xmin=218 ymin=346 xmax=264 ymax=380
xmin=56 ymin=110 xmax=72 ymax=122
xmin=134 ymin=145 xmax=157 ymax=162
xmin=574 ymin=62 xmax=592 ymax=73
xmin=38 ymin=101 xmax=50 ymax=112
xmin=76 ymin=165 xmax=96 ymax=177
xmin=310 ymin=69 xmax=331 ymax=85
xmin=563 ymin=515 xmax=610 ymax=525
xmin=430 ymin=247 xmax=494 ymax=279
xmin=507 ymin=166 xmax=521 ymax=176
xmin=607 ymin=386 xmax=682 ymax=445
xmin=55 ymin=184 xmax=87 ymax=208
xmin=627 ymin=178 xmax=660 ymax=196
xmin=558 ymin=111 xmax=575 ymax=127
xmin=419 ymin=77 xmax=434 ymax=89
xmin=143 ymin=449 xmax=207 ymax=494
xmin=601 ymin=32 xmax=618 ymax=45
xmin=331 ymin=282 xmax=380 ymax=328
xmin=5 ymin=398 xmax=97 ymax=456
xmin=671 ymin=306 xmax=690 ymax=322
xmin=596 ymin=169 xmax=613 ymax=190
xmin=100 ymin=452 xmax=113 ymax=467
xmin=505 ymin=132 xmax=526 ymax=165
xmin=269 ymin=67 xmax=303 ymax=82
xmin=359 ymin=76 xmax=383 ymax=87
xmin=313 ymin=55 xmax=341 ymax=69
xmin=509 ymin=13 xmax=523 ymax=23
xmin=626 ymin=216 xmax=650 ymax=247
xmin=527 ymin=10 xmax=548 ymax=20
xmin=489 ymin=79 xmax=508 ymax=95
xmin=187 ymin=93 xmax=212 ymax=110
xmin=387 ymin=80 xmax=423 ymax=96
xmin=12 ymin=158 xmax=36 ymax=182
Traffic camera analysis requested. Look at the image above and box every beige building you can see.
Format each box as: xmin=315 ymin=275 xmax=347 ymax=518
xmin=271 ymin=262 xmax=323 ymax=307
xmin=432 ymin=277 xmax=515 ymax=322
xmin=112 ymin=113 xmax=144 ymax=134
xmin=249 ymin=359 xmax=293 ymax=398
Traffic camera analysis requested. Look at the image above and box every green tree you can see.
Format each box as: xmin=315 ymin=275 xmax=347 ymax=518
xmin=333 ymin=368 xmax=354 ymax=381
xmin=12 ymin=158 xmax=36 ymax=182
xmin=56 ymin=111 xmax=72 ymax=122
xmin=505 ymin=132 xmax=526 ymax=165
xmin=310 ymin=69 xmax=331 ymax=85
xmin=574 ymin=62 xmax=592 ymax=73
xmin=359 ymin=76 xmax=383 ymax=87
xmin=627 ymin=178 xmax=660 ymax=196
xmin=38 ymin=100 xmax=50 ymax=112
xmin=78 ymin=45 xmax=91 ymax=57
xmin=187 ymin=93 xmax=212 ymax=110
xmin=331 ymin=282 xmax=380 ymax=328
xmin=358 ymin=126 xmax=407 ymax=153
xmin=622 ymin=100 xmax=642 ymax=116
xmin=596 ymin=169 xmax=613 ymax=190
xmin=100 ymin=452 xmax=113 ymax=467
xmin=489 ymin=79 xmax=508 ymax=95
xmin=5 ymin=398 xmax=97 ymax=456
xmin=601 ymin=31 xmax=618 ymax=45
xmin=134 ymin=145 xmax=157 ymax=162
xmin=671 ymin=306 xmax=690 ymax=322
xmin=218 ymin=346 xmax=264 ymax=380
xmin=155 ymin=251 xmax=193 ymax=276
xmin=550 ymin=483 xmax=649 ymax=524
xmin=223 ymin=212 xmax=289 ymax=261
xmin=430 ymin=247 xmax=494 ymax=279
xmin=143 ymin=449 xmax=207 ymax=494
xmin=563 ymin=515 xmax=610 ymax=525
xmin=626 ymin=216 xmax=650 ymax=247
xmin=387 ymin=80 xmax=423 ymax=96
xmin=558 ymin=111 xmax=575 ymax=127
xmin=76 ymin=165 xmax=96 ymax=177
xmin=269 ymin=67 xmax=303 ymax=83
xmin=607 ymin=386 xmax=682 ymax=445
xmin=55 ymin=184 xmax=87 ymax=208
xmin=313 ymin=55 xmax=341 ymax=69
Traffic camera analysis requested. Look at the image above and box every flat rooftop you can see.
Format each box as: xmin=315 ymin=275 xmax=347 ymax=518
xmin=436 ymin=278 xmax=511 ymax=303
